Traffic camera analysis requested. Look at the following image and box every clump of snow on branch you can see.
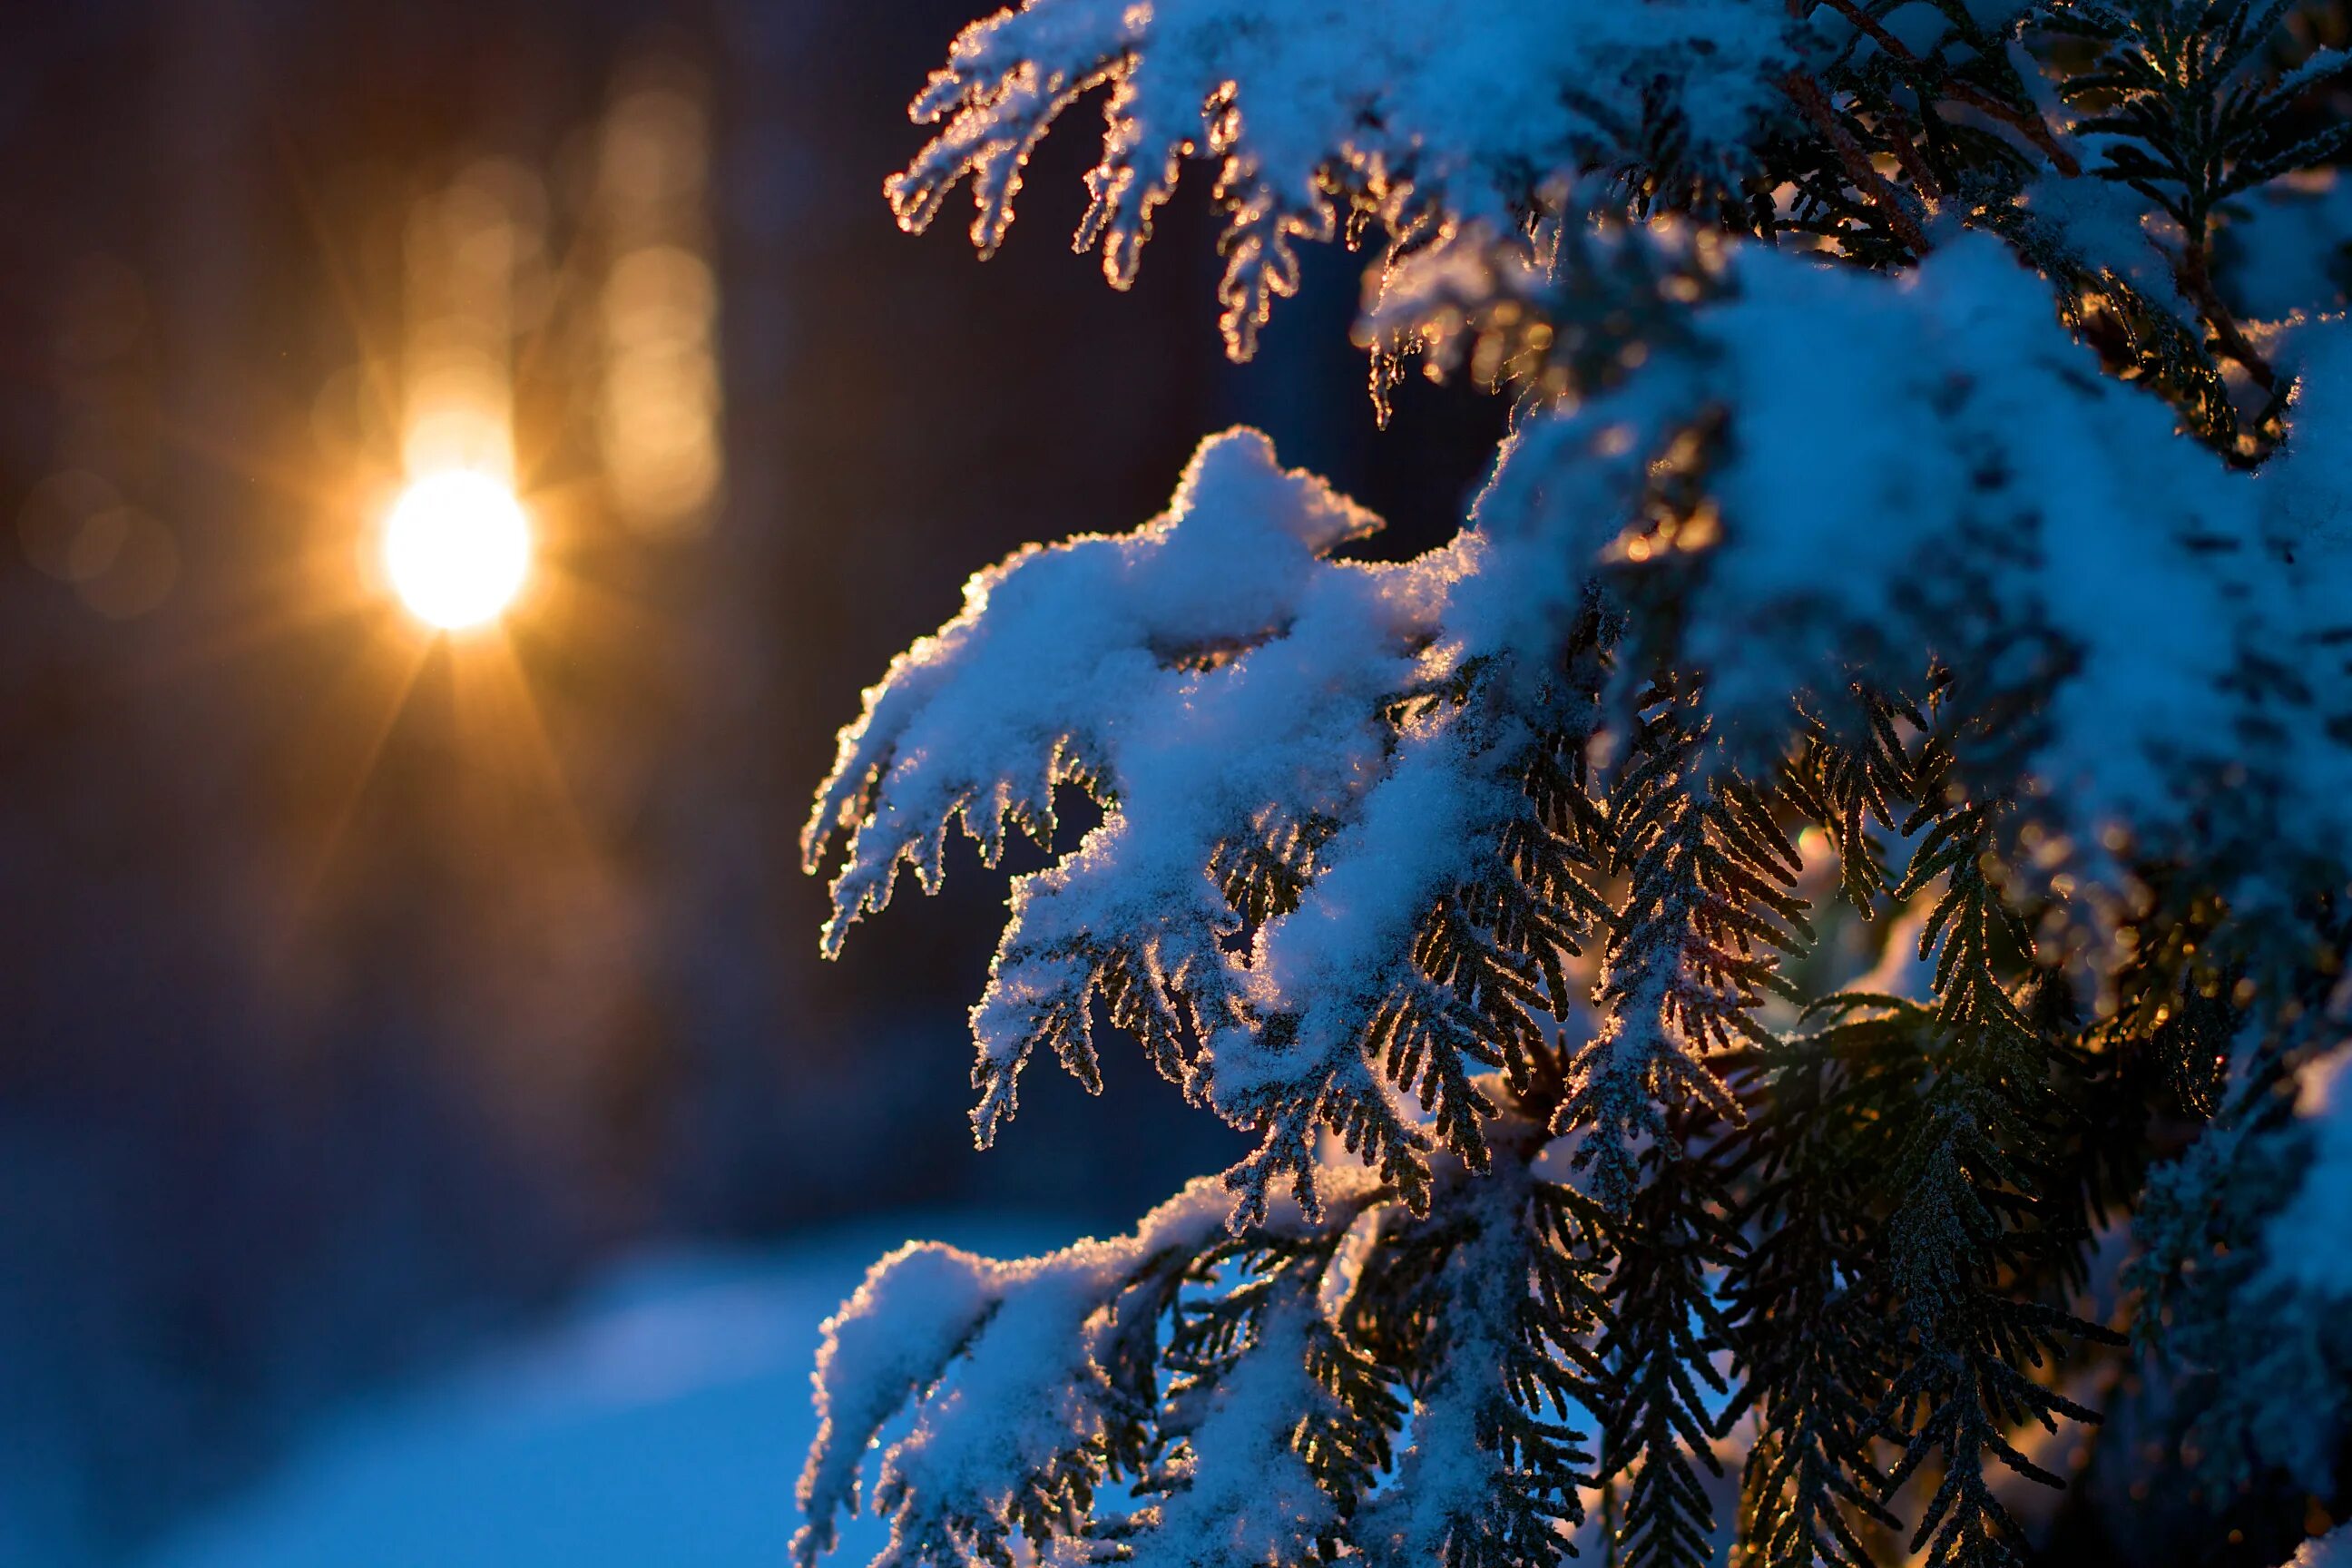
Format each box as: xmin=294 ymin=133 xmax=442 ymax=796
xmin=1476 ymin=232 xmax=2352 ymax=857
xmin=2264 ymin=1046 xmax=2352 ymax=1301
xmin=887 ymin=0 xmax=1809 ymax=354
xmin=803 ymin=430 xmax=1507 ymax=1219
xmin=2268 ymin=316 xmax=2352 ymax=545
xmin=2288 ymin=1524 xmax=2352 ymax=1566
xmin=794 ymin=1180 xmax=1226 ymax=1568
xmin=804 ymin=426 xmax=1387 ymax=954
xmin=2014 ymin=169 xmax=2192 ymax=312
xmin=794 ymin=1173 xmax=1379 ymax=1568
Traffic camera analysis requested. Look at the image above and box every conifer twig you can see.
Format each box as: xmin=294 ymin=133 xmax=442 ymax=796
xmin=1780 ymin=71 xmax=1933 ymax=255
xmin=1878 ymin=99 xmax=1943 ymax=200
xmin=1816 ymin=0 xmax=2082 ymax=177
xmin=2178 ymin=239 xmax=2280 ymax=393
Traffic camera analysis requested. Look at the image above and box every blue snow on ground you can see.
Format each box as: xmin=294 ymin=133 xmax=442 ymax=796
xmin=139 ymin=1215 xmax=1072 ymax=1568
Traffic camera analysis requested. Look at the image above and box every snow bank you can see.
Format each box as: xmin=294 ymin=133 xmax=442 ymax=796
xmin=138 ymin=1218 xmax=1069 ymax=1568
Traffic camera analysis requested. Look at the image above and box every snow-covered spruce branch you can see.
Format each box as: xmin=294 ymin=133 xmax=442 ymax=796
xmin=887 ymin=0 xmax=1805 ymax=357
xmin=798 ymin=1115 xmax=1613 ymax=1568
xmin=808 ymin=230 xmax=2352 ymax=1223
xmin=802 ymin=3 xmax=2352 ymax=1565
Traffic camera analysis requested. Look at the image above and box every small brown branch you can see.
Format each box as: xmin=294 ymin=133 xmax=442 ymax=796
xmin=1880 ymin=100 xmax=1944 ymax=200
xmin=2178 ymin=238 xmax=2278 ymax=392
xmin=1818 ymin=0 xmax=2082 ymax=178
xmin=1780 ymin=71 xmax=1933 ymax=255
xmin=1819 ymin=0 xmax=1936 ymax=75
xmin=1947 ymin=80 xmax=2083 ymax=179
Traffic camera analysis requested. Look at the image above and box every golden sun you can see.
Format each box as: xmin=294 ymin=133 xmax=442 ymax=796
xmin=381 ymin=469 xmax=532 ymax=631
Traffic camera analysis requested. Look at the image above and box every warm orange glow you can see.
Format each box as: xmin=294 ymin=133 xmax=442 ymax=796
xmin=382 ymin=469 xmax=531 ymax=630
xmin=595 ymin=67 xmax=722 ymax=534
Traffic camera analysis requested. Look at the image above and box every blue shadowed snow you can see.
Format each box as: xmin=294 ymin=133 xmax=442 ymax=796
xmin=138 ymin=1217 xmax=1071 ymax=1568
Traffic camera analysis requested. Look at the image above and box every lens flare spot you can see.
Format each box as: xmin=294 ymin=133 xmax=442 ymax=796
xmin=382 ymin=470 xmax=531 ymax=631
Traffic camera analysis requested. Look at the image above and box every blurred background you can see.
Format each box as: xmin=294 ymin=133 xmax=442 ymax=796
xmin=0 ymin=2 xmax=1504 ymax=1561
